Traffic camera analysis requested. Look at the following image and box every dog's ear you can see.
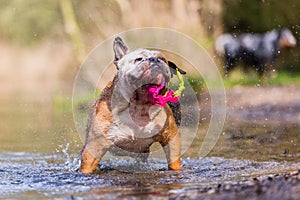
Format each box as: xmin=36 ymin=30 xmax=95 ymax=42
xmin=168 ymin=61 xmax=186 ymax=76
xmin=113 ymin=37 xmax=129 ymax=67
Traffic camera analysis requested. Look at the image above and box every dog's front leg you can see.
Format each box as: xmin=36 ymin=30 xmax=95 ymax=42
xmin=161 ymin=132 xmax=181 ymax=170
xmin=80 ymin=134 xmax=111 ymax=174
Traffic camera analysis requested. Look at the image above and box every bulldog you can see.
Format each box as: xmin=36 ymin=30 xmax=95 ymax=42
xmin=80 ymin=37 xmax=186 ymax=174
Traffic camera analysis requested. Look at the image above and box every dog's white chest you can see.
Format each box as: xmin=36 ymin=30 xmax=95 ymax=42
xmin=108 ymin=105 xmax=167 ymax=142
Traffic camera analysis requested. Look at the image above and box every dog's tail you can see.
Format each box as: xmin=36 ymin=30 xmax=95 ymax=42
xmin=215 ymin=34 xmax=236 ymax=55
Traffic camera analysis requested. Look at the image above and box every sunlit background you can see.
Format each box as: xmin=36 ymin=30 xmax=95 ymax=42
xmin=0 ymin=0 xmax=300 ymax=199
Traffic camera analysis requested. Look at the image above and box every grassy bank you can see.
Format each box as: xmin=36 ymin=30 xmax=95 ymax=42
xmin=223 ymin=70 xmax=300 ymax=87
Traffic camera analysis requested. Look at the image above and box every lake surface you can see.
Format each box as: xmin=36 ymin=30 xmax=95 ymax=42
xmin=0 ymin=99 xmax=299 ymax=199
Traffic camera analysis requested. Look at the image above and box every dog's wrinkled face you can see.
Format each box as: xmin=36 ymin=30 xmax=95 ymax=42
xmin=114 ymin=38 xmax=172 ymax=103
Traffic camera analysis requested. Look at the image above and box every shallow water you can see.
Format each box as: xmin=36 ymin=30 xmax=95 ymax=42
xmin=1 ymin=151 xmax=300 ymax=199
xmin=0 ymin=100 xmax=300 ymax=199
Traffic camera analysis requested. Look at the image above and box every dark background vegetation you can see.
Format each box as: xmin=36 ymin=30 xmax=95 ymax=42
xmin=222 ymin=0 xmax=300 ymax=72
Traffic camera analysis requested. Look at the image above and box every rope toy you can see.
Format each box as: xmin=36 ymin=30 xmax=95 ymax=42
xmin=146 ymin=68 xmax=185 ymax=107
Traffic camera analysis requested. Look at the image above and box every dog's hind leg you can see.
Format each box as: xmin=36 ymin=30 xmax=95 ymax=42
xmin=256 ymin=65 xmax=266 ymax=84
xmin=224 ymin=56 xmax=236 ymax=77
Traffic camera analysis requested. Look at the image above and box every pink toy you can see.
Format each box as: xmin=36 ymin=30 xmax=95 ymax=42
xmin=146 ymin=81 xmax=180 ymax=107
xmin=146 ymin=68 xmax=185 ymax=107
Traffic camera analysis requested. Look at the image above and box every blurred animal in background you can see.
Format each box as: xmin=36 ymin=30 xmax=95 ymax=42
xmin=215 ymin=28 xmax=297 ymax=79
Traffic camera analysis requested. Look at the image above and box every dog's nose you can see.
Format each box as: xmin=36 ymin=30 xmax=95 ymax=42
xmin=148 ymin=57 xmax=159 ymax=63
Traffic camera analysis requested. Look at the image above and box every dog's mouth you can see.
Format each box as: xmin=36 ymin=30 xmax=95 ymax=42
xmin=130 ymin=80 xmax=180 ymax=107
xmin=145 ymin=82 xmax=168 ymax=97
xmin=129 ymin=68 xmax=181 ymax=107
xmin=130 ymin=69 xmax=169 ymax=101
xmin=130 ymin=82 xmax=169 ymax=105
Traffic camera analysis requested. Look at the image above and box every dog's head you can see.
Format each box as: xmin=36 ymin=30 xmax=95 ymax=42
xmin=113 ymin=37 xmax=185 ymax=104
xmin=278 ymin=28 xmax=297 ymax=48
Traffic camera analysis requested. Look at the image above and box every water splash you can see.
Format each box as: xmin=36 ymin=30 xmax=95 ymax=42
xmin=56 ymin=143 xmax=80 ymax=171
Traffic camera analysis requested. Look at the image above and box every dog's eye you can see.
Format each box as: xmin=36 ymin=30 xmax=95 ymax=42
xmin=134 ymin=57 xmax=143 ymax=63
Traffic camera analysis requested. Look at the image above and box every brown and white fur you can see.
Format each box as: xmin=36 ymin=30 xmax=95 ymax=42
xmin=80 ymin=37 xmax=184 ymax=174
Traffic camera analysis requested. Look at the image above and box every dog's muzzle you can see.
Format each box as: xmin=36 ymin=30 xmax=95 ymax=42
xmin=127 ymin=57 xmax=171 ymax=104
xmin=143 ymin=57 xmax=170 ymax=84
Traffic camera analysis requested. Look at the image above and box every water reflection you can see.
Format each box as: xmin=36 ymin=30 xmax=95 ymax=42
xmin=0 ymin=100 xmax=81 ymax=153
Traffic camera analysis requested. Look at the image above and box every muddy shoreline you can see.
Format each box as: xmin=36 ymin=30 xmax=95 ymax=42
xmin=174 ymin=171 xmax=300 ymax=200
xmin=200 ymin=84 xmax=300 ymax=126
xmin=196 ymin=84 xmax=300 ymax=199
xmin=226 ymin=85 xmax=300 ymax=126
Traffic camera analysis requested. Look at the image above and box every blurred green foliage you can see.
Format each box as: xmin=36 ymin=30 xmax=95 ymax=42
xmin=222 ymin=0 xmax=300 ymax=33
xmin=0 ymin=0 xmax=63 ymax=44
xmin=0 ymin=0 xmax=126 ymax=45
